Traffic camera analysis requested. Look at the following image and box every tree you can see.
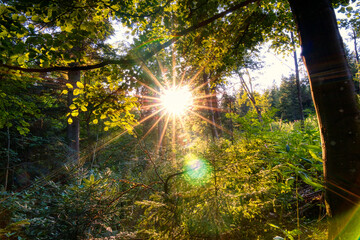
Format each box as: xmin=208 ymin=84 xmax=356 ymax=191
xmin=2 ymin=0 xmax=360 ymax=237
xmin=289 ymin=0 xmax=360 ymax=238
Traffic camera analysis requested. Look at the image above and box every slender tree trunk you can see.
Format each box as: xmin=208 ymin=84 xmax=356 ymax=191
xmin=291 ymin=32 xmax=305 ymax=126
xmin=352 ymin=29 xmax=360 ymax=94
xmin=353 ymin=29 xmax=359 ymax=64
xmin=289 ymin=0 xmax=360 ymax=239
xmin=4 ymin=126 xmax=10 ymax=191
xmin=203 ymin=72 xmax=219 ymax=139
xmin=238 ymin=71 xmax=263 ymax=123
xmin=67 ymin=70 xmax=80 ymax=163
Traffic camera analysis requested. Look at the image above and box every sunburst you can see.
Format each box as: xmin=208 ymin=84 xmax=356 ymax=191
xmin=134 ymin=58 xmax=231 ymax=153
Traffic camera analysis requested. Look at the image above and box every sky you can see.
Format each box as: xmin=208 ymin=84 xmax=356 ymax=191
xmin=108 ymin=9 xmax=356 ymax=93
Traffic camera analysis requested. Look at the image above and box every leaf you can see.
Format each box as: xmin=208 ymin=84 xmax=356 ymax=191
xmin=68 ymin=117 xmax=73 ymax=124
xmin=69 ymin=104 xmax=76 ymax=110
xmin=76 ymin=81 xmax=84 ymax=89
xmin=71 ymin=111 xmax=79 ymax=117
xmin=73 ymin=89 xmax=81 ymax=95
xmin=268 ymin=223 xmax=280 ymax=229
xmin=61 ymin=89 xmax=68 ymax=95
xmin=100 ymin=114 xmax=106 ymax=119
xmin=309 ymin=150 xmax=322 ymax=163
xmin=93 ymin=119 xmax=98 ymax=124
xmin=104 ymin=126 xmax=109 ymax=131
xmin=66 ymin=83 xmax=73 ymax=89
xmin=303 ymin=144 xmax=321 ymax=152
xmin=299 ymin=171 xmax=323 ymax=189
xmin=285 ymin=144 xmax=290 ymax=152
xmin=81 ymin=106 xmax=87 ymax=112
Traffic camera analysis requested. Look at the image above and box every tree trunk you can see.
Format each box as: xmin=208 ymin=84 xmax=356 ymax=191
xmin=4 ymin=126 xmax=10 ymax=191
xmin=203 ymin=72 xmax=219 ymax=139
xmin=288 ymin=0 xmax=360 ymax=239
xmin=67 ymin=70 xmax=80 ymax=163
xmin=291 ymin=32 xmax=305 ymax=125
xmin=353 ymin=29 xmax=359 ymax=64
xmin=238 ymin=71 xmax=263 ymax=123
xmin=352 ymin=29 xmax=360 ymax=94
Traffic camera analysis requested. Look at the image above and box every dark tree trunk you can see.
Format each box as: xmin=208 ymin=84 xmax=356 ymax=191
xmin=67 ymin=70 xmax=80 ymax=163
xmin=288 ymin=0 xmax=360 ymax=239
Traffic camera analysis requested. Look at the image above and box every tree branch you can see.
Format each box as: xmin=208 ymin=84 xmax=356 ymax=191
xmin=0 ymin=0 xmax=259 ymax=73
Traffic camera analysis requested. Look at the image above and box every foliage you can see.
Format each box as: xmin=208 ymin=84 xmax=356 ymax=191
xmin=1 ymin=168 xmax=151 ymax=239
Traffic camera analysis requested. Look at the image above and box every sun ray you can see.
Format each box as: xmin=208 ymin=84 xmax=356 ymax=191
xmin=157 ymin=114 xmax=171 ymax=152
xmin=189 ymin=110 xmax=232 ymax=135
xmin=192 ymin=104 xmax=229 ymax=113
xmin=139 ymin=61 xmax=166 ymax=91
xmin=135 ymin=78 xmax=161 ymax=95
xmin=140 ymin=103 xmax=163 ymax=110
xmin=138 ymin=107 xmax=166 ymax=125
xmin=135 ymin=95 xmax=161 ymax=101
xmin=156 ymin=57 xmax=169 ymax=86
xmin=178 ymin=68 xmax=187 ymax=87
xmin=172 ymin=47 xmax=176 ymax=88
xmin=192 ymin=75 xmax=216 ymax=92
xmin=188 ymin=65 xmax=206 ymax=86
xmin=193 ymin=94 xmax=217 ymax=100
xmin=140 ymin=111 xmax=168 ymax=142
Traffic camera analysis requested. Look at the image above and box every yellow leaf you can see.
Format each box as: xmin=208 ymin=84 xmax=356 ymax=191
xmin=69 ymin=104 xmax=76 ymax=110
xmin=104 ymin=121 xmax=111 ymax=125
xmin=73 ymin=89 xmax=81 ymax=95
xmin=93 ymin=119 xmax=98 ymax=124
xmin=68 ymin=117 xmax=73 ymax=124
xmin=71 ymin=111 xmax=79 ymax=117
xmin=61 ymin=89 xmax=68 ymax=95
xmin=81 ymin=106 xmax=87 ymax=112
xmin=104 ymin=127 xmax=109 ymax=131
xmin=76 ymin=82 xmax=84 ymax=89
xmin=66 ymin=83 xmax=73 ymax=89
xmin=100 ymin=114 xmax=106 ymax=119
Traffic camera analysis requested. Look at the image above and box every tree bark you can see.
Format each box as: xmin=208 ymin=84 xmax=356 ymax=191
xmin=288 ymin=0 xmax=360 ymax=239
xmin=67 ymin=70 xmax=80 ymax=163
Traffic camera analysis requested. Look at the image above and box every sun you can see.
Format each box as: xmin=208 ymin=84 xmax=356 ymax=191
xmin=160 ymin=86 xmax=193 ymax=115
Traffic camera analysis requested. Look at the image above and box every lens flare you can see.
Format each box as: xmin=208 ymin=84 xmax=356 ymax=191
xmin=183 ymin=154 xmax=211 ymax=186
xmin=160 ymin=86 xmax=193 ymax=115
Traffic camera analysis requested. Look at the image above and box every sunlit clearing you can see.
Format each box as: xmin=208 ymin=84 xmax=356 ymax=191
xmin=160 ymin=86 xmax=193 ymax=115
xmin=183 ymin=154 xmax=211 ymax=186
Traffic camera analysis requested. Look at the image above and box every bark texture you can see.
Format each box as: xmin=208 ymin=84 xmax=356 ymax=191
xmin=288 ymin=0 xmax=360 ymax=239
